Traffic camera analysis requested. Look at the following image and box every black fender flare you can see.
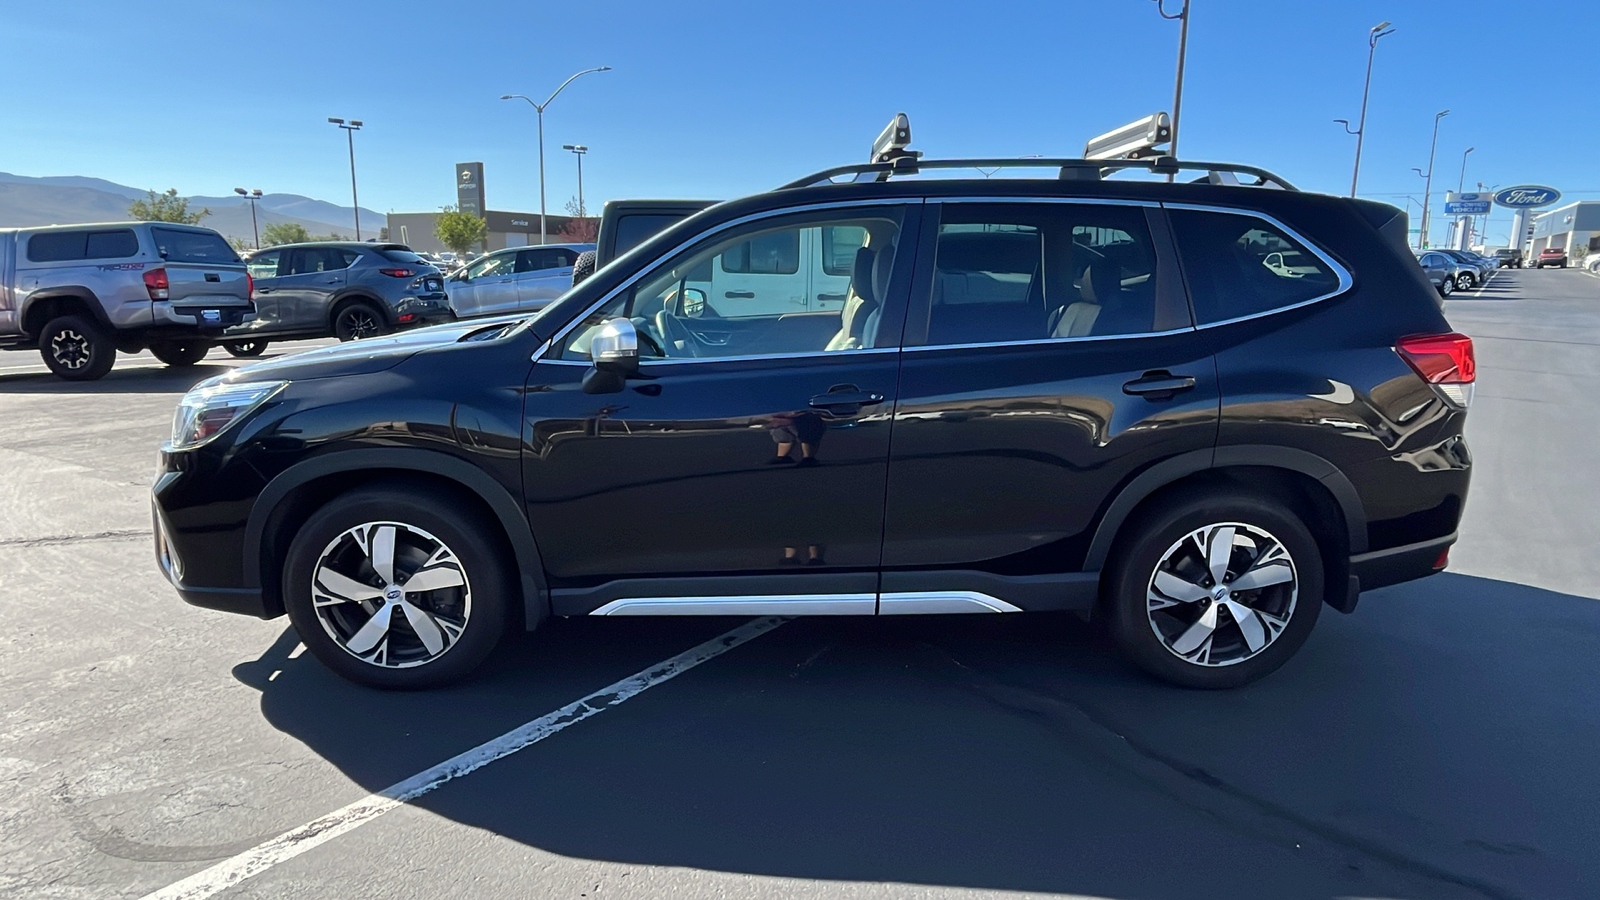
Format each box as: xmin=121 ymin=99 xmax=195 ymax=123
xmin=20 ymin=287 xmax=112 ymax=334
xmin=243 ymin=448 xmax=549 ymax=626
xmin=1083 ymin=445 xmax=1368 ymax=570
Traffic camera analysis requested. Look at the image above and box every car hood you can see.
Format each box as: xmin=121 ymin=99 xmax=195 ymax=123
xmin=227 ymin=319 xmax=511 ymax=382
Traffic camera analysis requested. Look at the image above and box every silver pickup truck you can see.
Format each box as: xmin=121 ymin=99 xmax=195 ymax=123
xmin=0 ymin=222 xmax=254 ymax=380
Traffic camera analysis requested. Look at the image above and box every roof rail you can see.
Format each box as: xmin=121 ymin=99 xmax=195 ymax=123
xmin=778 ymin=157 xmax=1299 ymax=192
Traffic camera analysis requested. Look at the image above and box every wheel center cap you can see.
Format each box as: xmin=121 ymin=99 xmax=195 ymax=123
xmin=1213 ymin=586 xmax=1230 ymax=601
xmin=384 ymin=586 xmax=403 ymax=602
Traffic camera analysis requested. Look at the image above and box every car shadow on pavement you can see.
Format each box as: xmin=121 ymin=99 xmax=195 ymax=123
xmin=238 ymin=572 xmax=1599 ymax=900
xmin=0 ymin=362 xmax=238 ymax=393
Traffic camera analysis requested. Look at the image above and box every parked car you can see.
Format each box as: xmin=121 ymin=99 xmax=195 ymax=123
xmin=0 ymin=222 xmax=253 ymax=379
xmin=571 ymin=200 xmax=719 ymax=287
xmin=221 ymin=242 xmax=450 ymax=355
xmin=1415 ymin=251 xmax=1458 ymax=298
xmin=1433 ymin=249 xmax=1489 ymax=288
xmin=445 ymin=243 xmax=594 ymax=319
xmin=1584 ymin=253 xmax=1600 ymax=274
xmin=154 ymin=133 xmax=1472 ymax=692
xmin=1538 ymin=247 xmax=1568 ymax=268
xmin=1493 ymin=248 xmax=1522 ymax=268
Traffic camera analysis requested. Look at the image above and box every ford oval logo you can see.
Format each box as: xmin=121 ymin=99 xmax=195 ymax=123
xmin=1493 ymin=185 xmax=1561 ymax=208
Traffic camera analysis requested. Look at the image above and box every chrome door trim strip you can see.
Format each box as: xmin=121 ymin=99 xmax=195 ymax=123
xmin=878 ymin=591 xmax=1024 ymax=614
xmin=1158 ymin=202 xmax=1355 ymax=328
xmin=539 ymin=347 xmax=901 ymax=368
xmin=589 ymin=594 xmax=877 ymax=616
xmin=536 ymin=198 xmax=919 ymax=362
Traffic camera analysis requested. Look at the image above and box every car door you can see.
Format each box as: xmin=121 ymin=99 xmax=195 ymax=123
xmin=880 ymin=200 xmax=1219 ymax=603
xmin=521 ymin=204 xmax=922 ymax=614
xmin=452 ymin=252 xmax=519 ymax=318
xmin=241 ymin=248 xmax=286 ymax=330
xmin=514 ymin=247 xmax=577 ymax=308
xmin=272 ymin=247 xmax=349 ymax=330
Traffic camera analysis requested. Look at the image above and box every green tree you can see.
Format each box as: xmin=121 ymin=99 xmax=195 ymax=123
xmin=128 ymin=188 xmax=209 ymax=224
xmin=435 ymin=206 xmax=488 ymax=257
xmin=260 ymin=222 xmax=311 ymax=246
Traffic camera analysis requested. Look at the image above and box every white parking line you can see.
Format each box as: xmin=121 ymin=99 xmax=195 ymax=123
xmin=140 ymin=616 xmax=787 ymax=900
xmin=1472 ymin=270 xmax=1498 ymax=298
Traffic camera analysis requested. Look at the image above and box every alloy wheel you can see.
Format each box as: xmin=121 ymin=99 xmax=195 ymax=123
xmin=1145 ymin=522 xmax=1298 ymax=667
xmin=49 ymin=329 xmax=91 ymax=370
xmin=339 ymin=308 xmax=381 ymax=340
xmin=311 ymin=521 xmax=472 ymax=668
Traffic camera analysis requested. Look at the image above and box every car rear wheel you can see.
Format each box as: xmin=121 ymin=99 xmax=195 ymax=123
xmin=149 ymin=341 xmax=210 ymax=367
xmin=38 ymin=315 xmax=116 ymax=381
xmin=1105 ymin=490 xmax=1323 ymax=689
xmin=223 ymin=340 xmax=268 ymax=358
xmin=1440 ymin=278 xmax=1454 ymax=297
xmin=333 ymin=301 xmax=388 ymax=342
xmin=282 ymin=484 xmax=511 ymax=689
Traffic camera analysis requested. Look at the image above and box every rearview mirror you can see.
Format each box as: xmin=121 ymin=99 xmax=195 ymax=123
xmin=582 ymin=317 xmax=640 ymax=394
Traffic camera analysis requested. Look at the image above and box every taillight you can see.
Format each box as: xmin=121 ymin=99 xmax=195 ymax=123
xmin=379 ymin=268 xmax=416 ymax=278
xmin=246 ymin=271 xmax=254 ymax=299
xmin=143 ymin=267 xmax=169 ymax=300
xmin=1396 ymin=332 xmax=1475 ymax=408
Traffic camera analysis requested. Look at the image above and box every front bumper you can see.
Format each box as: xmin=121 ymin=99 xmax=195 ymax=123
xmin=153 ymin=497 xmax=275 ymax=618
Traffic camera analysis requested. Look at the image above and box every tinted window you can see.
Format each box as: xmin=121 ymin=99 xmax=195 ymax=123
xmin=85 ymin=230 xmax=139 ymax=259
xmin=515 ymin=249 xmax=576 ymax=273
xmin=923 ymin=203 xmax=1159 ymax=346
xmin=152 ymin=228 xmax=240 ymax=264
xmin=720 ymin=230 xmax=800 ymax=275
xmin=1167 ymin=210 xmax=1341 ymax=325
xmin=27 ymin=231 xmax=89 ymax=262
xmin=613 ymin=214 xmax=687 ymax=257
xmin=379 ymin=248 xmax=427 ymax=264
xmin=288 ymin=247 xmax=350 ymax=275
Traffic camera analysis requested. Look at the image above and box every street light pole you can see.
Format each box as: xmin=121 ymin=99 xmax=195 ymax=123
xmin=1341 ymin=21 xmax=1395 ymax=197
xmin=1455 ymin=146 xmax=1475 ymax=249
xmin=563 ymin=144 xmax=588 ymax=218
xmin=327 ymin=118 xmax=364 ymax=240
xmin=1151 ymin=0 xmax=1191 ymax=165
xmin=501 ymin=66 xmax=611 ymax=245
xmin=234 ymin=188 xmax=263 ymax=249
xmin=1413 ymin=109 xmax=1450 ymax=249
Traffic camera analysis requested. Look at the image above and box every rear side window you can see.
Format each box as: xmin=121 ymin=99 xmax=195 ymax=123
xmin=28 ymin=231 xmax=89 ymax=262
xmin=289 ymin=247 xmax=351 ymax=275
xmin=1167 ymin=210 xmax=1343 ymax=325
xmin=86 ymin=230 xmax=139 ymax=259
xmin=378 ymin=248 xmax=427 ymax=264
xmin=151 ymin=228 xmax=241 ymax=265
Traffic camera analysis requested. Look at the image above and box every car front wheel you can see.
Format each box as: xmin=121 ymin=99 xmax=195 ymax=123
xmin=1455 ymin=273 xmax=1474 ymax=290
xmin=1106 ymin=491 xmax=1323 ymax=689
xmin=1440 ymin=278 xmax=1454 ymax=296
xmin=39 ymin=315 xmax=116 ymax=380
xmin=282 ymin=485 xmax=511 ymax=689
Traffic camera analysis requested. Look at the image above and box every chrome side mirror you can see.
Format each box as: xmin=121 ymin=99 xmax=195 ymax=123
xmin=583 ymin=317 xmax=640 ymax=394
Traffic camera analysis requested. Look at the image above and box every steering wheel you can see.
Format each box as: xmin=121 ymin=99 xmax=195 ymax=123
xmin=629 ymin=316 xmax=667 ymax=358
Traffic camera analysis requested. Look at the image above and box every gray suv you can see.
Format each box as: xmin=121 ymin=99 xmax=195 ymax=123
xmin=0 ymin=222 xmax=252 ymax=380
xmin=445 ymin=242 xmax=593 ymax=319
xmin=223 ymin=242 xmax=450 ymax=354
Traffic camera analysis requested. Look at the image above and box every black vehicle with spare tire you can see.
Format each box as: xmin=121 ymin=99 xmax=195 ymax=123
xmin=0 ymin=221 xmax=254 ymax=380
xmin=154 ymin=116 xmax=1473 ymax=690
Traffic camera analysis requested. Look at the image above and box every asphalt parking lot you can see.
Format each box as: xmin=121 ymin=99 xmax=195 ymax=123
xmin=3 ymin=269 xmax=1599 ymax=900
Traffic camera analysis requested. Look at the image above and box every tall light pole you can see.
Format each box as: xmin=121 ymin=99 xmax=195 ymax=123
xmin=233 ymin=187 xmax=262 ymax=250
xmin=562 ymin=144 xmax=588 ymax=218
xmin=327 ymin=118 xmax=363 ymax=240
xmin=1335 ymin=21 xmax=1395 ymax=197
xmin=501 ymin=66 xmax=611 ymax=245
xmin=1411 ymin=109 xmax=1450 ymax=249
xmin=1151 ymin=0 xmax=1191 ymax=165
xmin=1454 ymin=146 xmax=1475 ymax=249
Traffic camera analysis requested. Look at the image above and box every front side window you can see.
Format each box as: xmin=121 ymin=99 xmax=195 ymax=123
xmin=288 ymin=248 xmax=350 ymax=275
xmin=151 ymin=228 xmax=240 ymax=265
xmin=1167 ymin=209 xmax=1343 ymax=325
xmin=922 ymin=203 xmax=1160 ymax=346
xmin=561 ymin=209 xmax=904 ymax=362
xmin=247 ymin=249 xmax=283 ymax=279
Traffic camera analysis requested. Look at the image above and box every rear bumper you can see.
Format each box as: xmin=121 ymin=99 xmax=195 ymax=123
xmin=1350 ymin=532 xmax=1455 ymax=593
xmin=154 ymin=300 xmax=255 ymax=331
xmin=395 ymin=294 xmax=453 ymax=326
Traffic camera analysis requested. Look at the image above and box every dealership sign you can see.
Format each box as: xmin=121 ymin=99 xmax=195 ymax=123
xmin=1494 ymin=185 xmax=1561 ymax=208
xmin=1444 ymin=191 xmax=1492 ymax=215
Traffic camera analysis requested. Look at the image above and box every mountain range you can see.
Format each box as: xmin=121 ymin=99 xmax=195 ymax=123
xmin=0 ymin=172 xmax=388 ymax=243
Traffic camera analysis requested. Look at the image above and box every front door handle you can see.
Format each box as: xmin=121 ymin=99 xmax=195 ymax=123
xmin=725 ymin=290 xmax=755 ymax=299
xmin=255 ymin=287 xmax=273 ymax=294
xmin=1123 ymin=371 xmax=1197 ymax=400
xmin=808 ymin=383 xmax=885 ymax=415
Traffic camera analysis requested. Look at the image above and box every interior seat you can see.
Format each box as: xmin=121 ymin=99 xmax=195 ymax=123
xmin=1050 ymin=262 xmax=1118 ymax=338
xmin=825 ymin=245 xmax=886 ymax=351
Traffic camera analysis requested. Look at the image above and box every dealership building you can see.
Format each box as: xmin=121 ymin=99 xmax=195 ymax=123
xmin=1527 ymin=201 xmax=1600 ymax=259
xmin=385 ymin=161 xmax=593 ymax=255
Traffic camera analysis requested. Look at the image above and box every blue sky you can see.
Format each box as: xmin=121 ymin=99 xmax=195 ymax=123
xmin=6 ymin=0 xmax=1596 ymax=245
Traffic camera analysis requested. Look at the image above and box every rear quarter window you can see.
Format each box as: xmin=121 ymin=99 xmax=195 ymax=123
xmin=27 ymin=231 xmax=88 ymax=262
xmin=1167 ymin=209 xmax=1345 ymax=325
xmin=85 ymin=229 xmax=139 ymax=259
xmin=378 ymin=248 xmax=427 ymax=264
xmin=151 ymin=228 xmax=241 ymax=265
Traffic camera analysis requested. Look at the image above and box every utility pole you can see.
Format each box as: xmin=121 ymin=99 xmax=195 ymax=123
xmin=501 ymin=66 xmax=611 ymax=245
xmin=563 ymin=144 xmax=588 ymax=217
xmin=233 ymin=188 xmax=262 ymax=249
xmin=1336 ymin=21 xmax=1395 ymax=197
xmin=1151 ymin=0 xmax=1191 ymax=166
xmin=328 ymin=118 xmax=363 ymax=240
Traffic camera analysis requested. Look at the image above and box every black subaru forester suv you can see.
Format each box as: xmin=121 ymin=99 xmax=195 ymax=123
xmin=153 ymin=150 xmax=1473 ymax=690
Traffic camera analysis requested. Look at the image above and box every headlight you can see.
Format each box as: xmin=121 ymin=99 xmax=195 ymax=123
xmin=169 ymin=379 xmax=287 ymax=450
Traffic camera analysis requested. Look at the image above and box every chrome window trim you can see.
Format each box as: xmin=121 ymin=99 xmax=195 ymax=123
xmin=1160 ymin=202 xmax=1355 ymax=329
xmin=935 ymin=196 xmax=1160 ymax=208
xmin=534 ymin=197 xmax=916 ymax=362
xmin=903 ymin=327 xmax=1194 ymax=355
xmin=590 ymin=594 xmax=876 ymax=616
xmin=538 ymin=347 xmax=901 ymax=368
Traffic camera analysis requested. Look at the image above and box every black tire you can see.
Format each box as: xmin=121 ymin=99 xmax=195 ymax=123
xmin=1440 ymin=278 xmax=1454 ymax=297
xmin=282 ymin=484 xmax=513 ymax=689
xmin=1455 ymin=273 xmax=1474 ymax=290
xmin=571 ymin=249 xmax=598 ymax=287
xmin=223 ymin=340 xmax=268 ymax=358
xmin=38 ymin=314 xmax=116 ymax=381
xmin=332 ymin=301 xmax=389 ymax=342
xmin=149 ymin=341 xmax=210 ymax=367
xmin=1104 ymin=490 xmax=1323 ymax=689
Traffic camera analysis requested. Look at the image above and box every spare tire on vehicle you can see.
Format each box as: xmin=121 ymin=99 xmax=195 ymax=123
xmin=571 ymin=250 xmax=597 ymax=286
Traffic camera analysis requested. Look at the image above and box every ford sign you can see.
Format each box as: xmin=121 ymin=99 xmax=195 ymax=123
xmin=1493 ymin=185 xmax=1561 ymax=209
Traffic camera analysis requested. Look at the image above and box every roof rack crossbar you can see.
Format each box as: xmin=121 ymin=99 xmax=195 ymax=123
xmin=778 ymin=157 xmax=1298 ymax=192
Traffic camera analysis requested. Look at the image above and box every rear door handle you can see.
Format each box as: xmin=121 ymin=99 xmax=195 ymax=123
xmin=725 ymin=290 xmax=755 ymax=299
xmin=1123 ymin=371 xmax=1197 ymax=400
xmin=255 ymin=288 xmax=273 ymax=294
xmin=808 ymin=383 xmax=885 ymax=415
